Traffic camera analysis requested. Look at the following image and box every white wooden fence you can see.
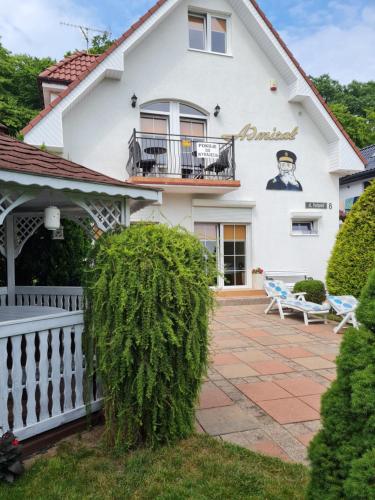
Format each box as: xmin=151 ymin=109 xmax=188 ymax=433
xmin=0 ymin=311 xmax=101 ymax=440
xmin=15 ymin=286 xmax=84 ymax=311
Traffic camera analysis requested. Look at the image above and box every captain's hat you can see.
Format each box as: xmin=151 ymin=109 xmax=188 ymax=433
xmin=277 ymin=150 xmax=297 ymax=163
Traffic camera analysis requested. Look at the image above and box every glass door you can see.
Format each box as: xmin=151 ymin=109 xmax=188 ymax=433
xmin=180 ymin=119 xmax=205 ymax=178
xmin=140 ymin=114 xmax=169 ymax=174
xmin=223 ymin=225 xmax=247 ymax=286
xmin=195 ymin=223 xmax=248 ymax=288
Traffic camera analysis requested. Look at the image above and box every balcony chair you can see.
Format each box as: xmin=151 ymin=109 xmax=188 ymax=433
xmin=129 ymin=141 xmax=156 ymax=176
xmin=326 ymin=295 xmax=359 ymax=334
xmin=206 ymin=148 xmax=230 ymax=177
xmin=264 ymin=280 xmax=330 ymax=326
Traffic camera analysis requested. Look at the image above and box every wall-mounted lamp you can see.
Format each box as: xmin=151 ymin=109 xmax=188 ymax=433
xmin=214 ymin=104 xmax=221 ymax=117
xmin=131 ymin=94 xmax=138 ymax=108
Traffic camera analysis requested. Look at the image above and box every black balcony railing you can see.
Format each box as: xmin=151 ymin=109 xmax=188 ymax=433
xmin=126 ymin=130 xmax=236 ymax=180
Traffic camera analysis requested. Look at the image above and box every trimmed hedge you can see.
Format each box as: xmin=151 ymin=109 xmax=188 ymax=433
xmin=308 ymin=266 xmax=375 ymax=499
xmin=293 ymin=280 xmax=326 ymax=304
xmin=326 ymin=180 xmax=375 ymax=297
xmin=84 ymin=224 xmax=217 ymax=451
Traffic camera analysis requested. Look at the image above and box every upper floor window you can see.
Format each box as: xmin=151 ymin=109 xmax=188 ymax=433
xmin=188 ymin=12 xmax=229 ymax=54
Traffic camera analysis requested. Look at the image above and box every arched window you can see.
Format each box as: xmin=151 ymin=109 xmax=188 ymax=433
xmin=139 ymin=101 xmax=208 ymax=175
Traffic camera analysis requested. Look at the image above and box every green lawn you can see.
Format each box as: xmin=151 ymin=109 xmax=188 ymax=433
xmin=0 ymin=433 xmax=308 ymax=499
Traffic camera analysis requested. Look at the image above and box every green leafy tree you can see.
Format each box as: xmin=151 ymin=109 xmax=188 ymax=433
xmin=308 ymin=266 xmax=375 ymax=499
xmin=0 ymin=40 xmax=55 ymax=135
xmin=326 ymin=180 xmax=375 ymax=297
xmin=85 ymin=224 xmax=216 ymax=450
xmin=15 ymin=219 xmax=91 ymax=286
xmin=312 ymin=74 xmax=375 ymax=148
xmin=88 ymin=33 xmax=113 ymax=54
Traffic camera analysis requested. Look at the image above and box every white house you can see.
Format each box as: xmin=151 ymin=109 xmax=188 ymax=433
xmin=22 ymin=0 xmax=366 ymax=289
xmin=339 ymin=144 xmax=375 ymax=213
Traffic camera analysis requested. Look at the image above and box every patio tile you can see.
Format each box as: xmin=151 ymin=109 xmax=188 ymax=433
xmin=196 ymin=405 xmax=259 ymax=435
xmin=252 ymin=335 xmax=292 ymax=346
xmin=252 ymin=440 xmax=290 ymax=460
xmin=292 ymin=356 xmax=336 ymax=370
xmin=275 ymin=377 xmax=327 ymax=396
xmin=257 ymin=398 xmax=320 ymax=424
xmin=239 ymin=329 xmax=270 ymax=339
xmin=214 ymin=338 xmax=250 ymax=349
xmin=198 ymin=384 xmax=233 ymax=409
xmin=236 ymin=381 xmax=291 ymax=402
xmin=233 ymin=349 xmax=272 ymax=363
xmin=248 ymin=360 xmax=294 ymax=375
xmin=215 ymin=363 xmax=259 ymax=378
xmin=212 ymin=353 xmax=243 ymax=365
xmin=272 ymin=347 xmax=313 ymax=359
xmin=299 ymin=394 xmax=322 ymax=412
xmin=296 ymin=432 xmax=316 ymax=447
xmin=280 ymin=334 xmax=314 ymax=343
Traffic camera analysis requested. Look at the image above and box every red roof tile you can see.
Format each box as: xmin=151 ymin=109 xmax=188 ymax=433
xmin=39 ymin=51 xmax=100 ymax=85
xmin=0 ymin=134 xmax=146 ymax=188
xmin=22 ymin=0 xmax=365 ymax=166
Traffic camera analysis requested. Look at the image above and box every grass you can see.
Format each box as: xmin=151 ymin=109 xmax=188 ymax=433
xmin=0 ymin=433 xmax=308 ymax=500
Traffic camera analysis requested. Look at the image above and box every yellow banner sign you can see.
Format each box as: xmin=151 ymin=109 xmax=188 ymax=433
xmin=222 ymin=123 xmax=299 ymax=141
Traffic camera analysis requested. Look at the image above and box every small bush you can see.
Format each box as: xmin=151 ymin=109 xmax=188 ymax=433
xmin=326 ymin=180 xmax=375 ymax=297
xmin=85 ymin=224 xmax=217 ymax=451
xmin=307 ymin=267 xmax=375 ymax=499
xmin=293 ymin=280 xmax=326 ymax=304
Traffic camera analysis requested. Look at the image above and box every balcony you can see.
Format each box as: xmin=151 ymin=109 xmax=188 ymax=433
xmin=126 ymin=130 xmax=240 ymax=193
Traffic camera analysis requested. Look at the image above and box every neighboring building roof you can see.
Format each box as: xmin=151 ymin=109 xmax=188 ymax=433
xmin=340 ymin=144 xmax=375 ymax=185
xmin=39 ymin=51 xmax=100 ymax=85
xmin=21 ymin=0 xmax=365 ymax=166
xmin=0 ymin=133 xmax=147 ymax=188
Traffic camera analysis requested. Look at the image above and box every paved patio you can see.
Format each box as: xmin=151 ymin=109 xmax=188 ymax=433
xmin=196 ymin=303 xmax=342 ymax=464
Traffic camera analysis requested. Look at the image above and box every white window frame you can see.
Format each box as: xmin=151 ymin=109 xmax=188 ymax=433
xmin=291 ymin=219 xmax=319 ymax=236
xmin=188 ymin=10 xmax=231 ymax=56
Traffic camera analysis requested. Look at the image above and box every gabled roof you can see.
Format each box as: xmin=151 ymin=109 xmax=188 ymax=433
xmin=0 ymin=133 xmax=144 ymax=188
xmin=39 ymin=51 xmax=100 ymax=85
xmin=340 ymin=144 xmax=375 ymax=185
xmin=21 ymin=0 xmax=365 ymax=166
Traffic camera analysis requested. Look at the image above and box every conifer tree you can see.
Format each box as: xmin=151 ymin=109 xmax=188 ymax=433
xmin=308 ymin=267 xmax=375 ymax=499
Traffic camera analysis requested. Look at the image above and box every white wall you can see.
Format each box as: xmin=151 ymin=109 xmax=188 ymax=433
xmin=339 ymin=181 xmax=364 ymax=209
xmin=62 ymin=0 xmax=341 ymax=282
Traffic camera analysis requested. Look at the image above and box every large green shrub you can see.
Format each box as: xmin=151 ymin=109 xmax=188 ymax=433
xmin=326 ymin=180 xmax=375 ymax=297
xmin=293 ymin=280 xmax=326 ymax=304
xmin=308 ymin=266 xmax=375 ymax=499
xmin=85 ymin=224 xmax=216 ymax=451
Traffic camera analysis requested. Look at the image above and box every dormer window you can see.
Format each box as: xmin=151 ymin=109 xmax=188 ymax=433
xmin=188 ymin=12 xmax=229 ymax=55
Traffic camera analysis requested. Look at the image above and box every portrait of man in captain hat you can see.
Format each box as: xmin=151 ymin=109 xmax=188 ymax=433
xmin=266 ymin=150 xmax=303 ymax=191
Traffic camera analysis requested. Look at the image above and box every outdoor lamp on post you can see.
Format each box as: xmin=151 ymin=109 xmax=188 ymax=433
xmin=214 ymin=104 xmax=221 ymax=117
xmin=44 ymin=206 xmax=60 ymax=231
xmin=131 ymin=94 xmax=138 ymax=108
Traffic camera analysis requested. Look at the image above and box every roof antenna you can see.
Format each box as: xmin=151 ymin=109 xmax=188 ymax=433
xmin=60 ymin=22 xmax=111 ymax=51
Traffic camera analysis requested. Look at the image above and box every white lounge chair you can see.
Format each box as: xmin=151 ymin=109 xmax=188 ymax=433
xmin=326 ymin=295 xmax=359 ymax=334
xmin=264 ymin=280 xmax=330 ymax=326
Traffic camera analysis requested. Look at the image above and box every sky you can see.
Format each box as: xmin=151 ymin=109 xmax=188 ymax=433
xmin=0 ymin=0 xmax=374 ymax=83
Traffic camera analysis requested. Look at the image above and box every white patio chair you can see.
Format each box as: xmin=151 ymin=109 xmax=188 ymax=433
xmin=326 ymin=295 xmax=359 ymax=334
xmin=264 ymin=280 xmax=330 ymax=326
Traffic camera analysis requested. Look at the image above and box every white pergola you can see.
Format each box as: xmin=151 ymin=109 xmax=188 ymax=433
xmin=0 ymin=169 xmax=161 ymax=305
xmin=0 ymin=135 xmax=161 ymax=441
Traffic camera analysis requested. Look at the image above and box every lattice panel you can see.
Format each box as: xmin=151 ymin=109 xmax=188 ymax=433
xmin=77 ymin=199 xmax=122 ymax=232
xmin=0 ymin=191 xmax=20 ymax=216
xmin=66 ymin=215 xmax=103 ymax=240
xmin=14 ymin=215 xmax=44 ymax=257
